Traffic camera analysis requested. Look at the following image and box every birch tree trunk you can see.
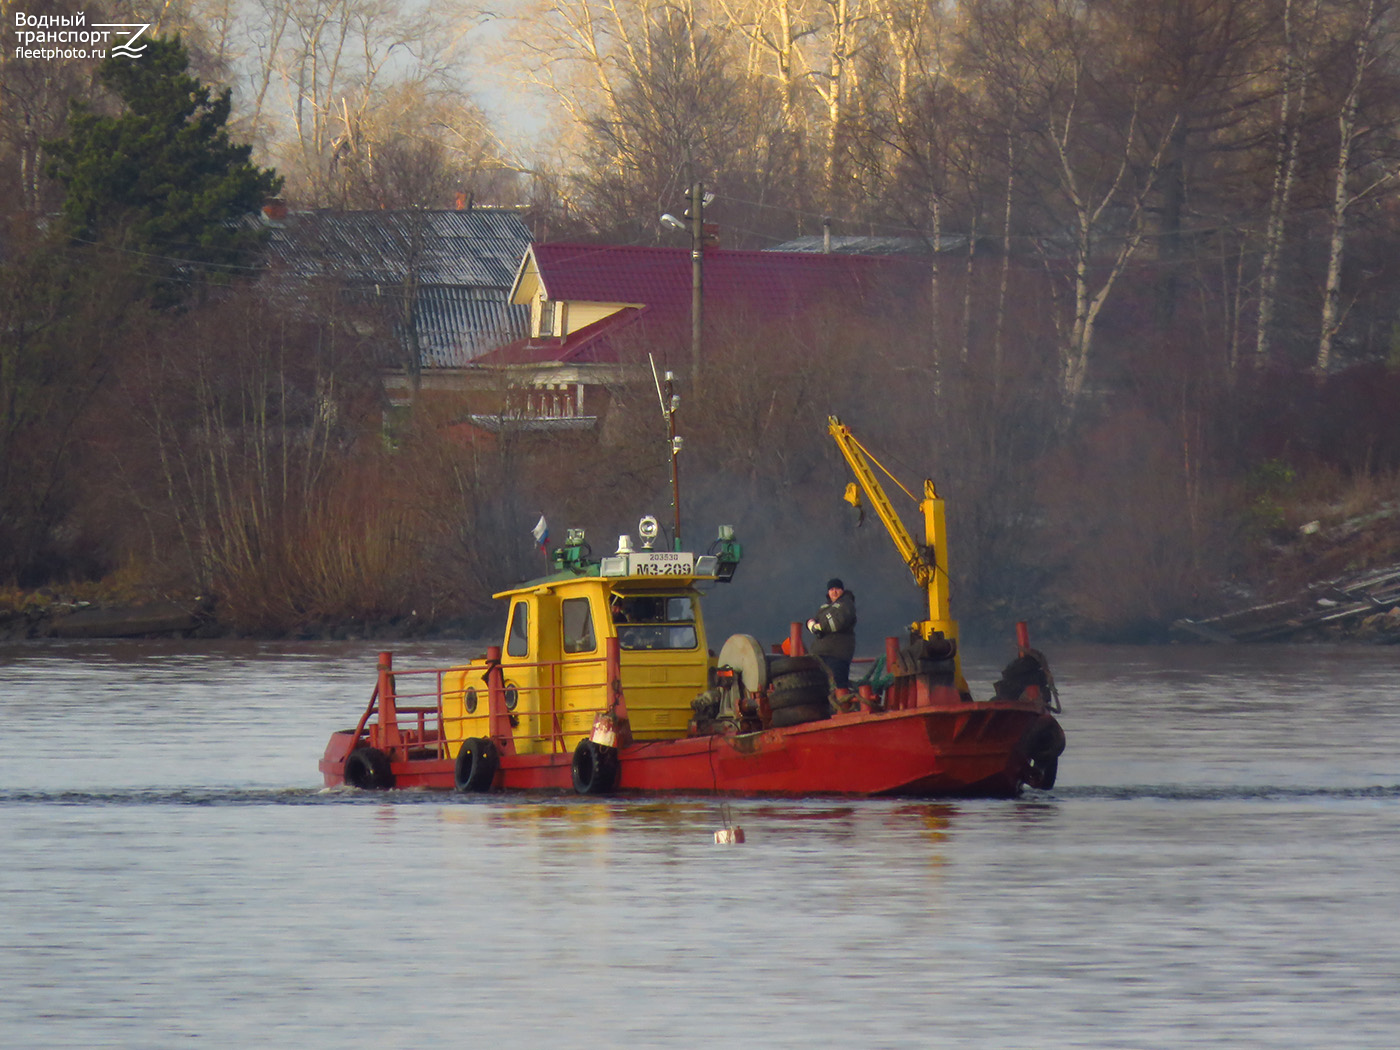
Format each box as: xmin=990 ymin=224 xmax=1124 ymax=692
xmin=929 ymin=194 xmax=943 ymax=379
xmin=1049 ymin=76 xmax=1178 ymax=407
xmin=1255 ymin=0 xmax=1317 ymax=365
xmin=817 ymin=0 xmax=855 ymax=191
xmin=1317 ymin=0 xmax=1383 ymax=373
xmin=961 ymin=211 xmax=979 ymax=363
xmin=992 ymin=120 xmax=1017 ymax=395
xmin=714 ymin=0 xmax=806 ymax=128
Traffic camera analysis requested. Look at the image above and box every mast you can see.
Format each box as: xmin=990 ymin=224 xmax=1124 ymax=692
xmin=651 ymin=355 xmax=683 ymax=550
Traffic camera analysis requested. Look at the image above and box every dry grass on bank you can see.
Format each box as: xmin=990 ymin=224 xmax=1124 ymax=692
xmin=1244 ymin=468 xmax=1400 ymax=596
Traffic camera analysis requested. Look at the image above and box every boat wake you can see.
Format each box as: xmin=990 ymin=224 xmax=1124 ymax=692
xmin=0 ymin=786 xmax=485 ymax=807
xmin=1045 ymin=783 xmax=1400 ymax=801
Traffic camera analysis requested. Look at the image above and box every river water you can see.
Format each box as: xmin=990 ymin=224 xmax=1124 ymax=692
xmin=1 ymin=639 xmax=1396 ymax=1049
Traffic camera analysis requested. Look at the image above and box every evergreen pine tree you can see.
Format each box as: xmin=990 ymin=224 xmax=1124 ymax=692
xmin=44 ymin=36 xmax=281 ymax=298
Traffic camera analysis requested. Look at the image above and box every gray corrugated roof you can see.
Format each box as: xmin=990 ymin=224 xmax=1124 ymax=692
xmin=263 ymin=208 xmax=533 ymax=368
xmin=267 ymin=208 xmax=531 ymax=288
xmin=768 ymin=234 xmax=966 ymax=255
xmin=413 ymin=288 xmax=529 ymax=366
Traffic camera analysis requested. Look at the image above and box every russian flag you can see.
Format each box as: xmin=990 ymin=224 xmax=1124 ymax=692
xmin=531 ymin=515 xmax=549 ymax=551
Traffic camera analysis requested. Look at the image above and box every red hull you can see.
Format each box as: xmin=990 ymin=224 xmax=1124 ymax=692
xmin=320 ymin=699 xmax=1052 ymax=798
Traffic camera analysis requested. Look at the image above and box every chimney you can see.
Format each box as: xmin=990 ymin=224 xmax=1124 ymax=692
xmin=455 ymin=191 xmax=469 ymax=211
xmin=263 ymin=198 xmax=288 ymax=222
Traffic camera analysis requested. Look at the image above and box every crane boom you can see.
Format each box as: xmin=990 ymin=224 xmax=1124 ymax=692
xmin=828 ymin=419 xmax=929 ymax=586
xmin=827 ymin=417 xmax=960 ymax=652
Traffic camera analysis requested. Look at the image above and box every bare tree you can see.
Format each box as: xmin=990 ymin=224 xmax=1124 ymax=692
xmin=1316 ymin=0 xmax=1399 ymax=372
xmin=237 ymin=0 xmax=476 ymax=204
xmin=0 ymin=236 xmax=145 ymax=583
xmin=576 ymin=17 xmax=774 ymax=235
xmin=966 ymin=0 xmax=1182 ymax=407
xmin=506 ymin=0 xmax=664 ymax=163
xmin=1256 ymin=0 xmax=1323 ymax=364
xmin=1120 ymin=0 xmax=1272 ymax=327
xmin=0 ymin=0 xmax=100 ymax=216
xmin=327 ymin=82 xmax=512 ymax=209
xmin=513 ymin=0 xmax=913 ymax=215
xmin=713 ymin=0 xmax=877 ymax=202
xmin=713 ymin=0 xmax=810 ymax=130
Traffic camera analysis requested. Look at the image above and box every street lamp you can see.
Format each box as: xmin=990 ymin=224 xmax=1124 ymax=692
xmin=661 ymin=186 xmax=716 ymax=386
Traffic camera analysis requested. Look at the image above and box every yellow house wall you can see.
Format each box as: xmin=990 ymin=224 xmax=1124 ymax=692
xmin=530 ymin=297 xmax=632 ymax=339
xmin=562 ymin=302 xmax=628 ymax=334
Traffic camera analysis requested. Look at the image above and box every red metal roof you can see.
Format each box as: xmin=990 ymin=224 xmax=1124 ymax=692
xmin=477 ymin=309 xmax=647 ymax=365
xmin=481 ymin=244 xmax=917 ymax=366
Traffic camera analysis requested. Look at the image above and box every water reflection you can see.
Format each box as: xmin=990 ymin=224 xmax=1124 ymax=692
xmin=3 ymin=641 xmax=1400 ymax=1049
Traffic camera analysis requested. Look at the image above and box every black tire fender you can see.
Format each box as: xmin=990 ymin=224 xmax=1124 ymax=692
xmin=1020 ymin=714 xmax=1067 ymax=762
xmin=454 ymin=737 xmax=500 ymax=792
xmin=1028 ymin=755 xmax=1059 ymax=790
xmin=344 ymin=746 xmax=395 ymax=790
xmin=767 ymin=670 xmax=832 ymax=713
xmin=768 ymin=686 xmax=831 ymax=714
xmin=769 ymin=667 xmax=831 ymax=695
xmin=770 ymin=702 xmax=831 ymax=728
xmin=572 ymin=739 xmax=620 ymax=795
xmin=1020 ymin=714 xmax=1065 ymax=790
xmin=767 ymin=655 xmax=823 ymax=678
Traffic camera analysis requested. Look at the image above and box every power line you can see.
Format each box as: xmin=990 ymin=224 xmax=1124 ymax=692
xmin=711 ymin=190 xmax=1363 ymax=253
xmin=59 ymin=232 xmax=272 ymax=274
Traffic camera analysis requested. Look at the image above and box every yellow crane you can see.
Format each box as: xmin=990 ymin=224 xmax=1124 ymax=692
xmin=828 ymin=416 xmax=968 ymax=692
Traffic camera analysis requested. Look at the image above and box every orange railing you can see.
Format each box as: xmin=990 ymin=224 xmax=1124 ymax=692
xmin=349 ymin=640 xmax=633 ymax=762
xmin=346 ymin=635 xmax=902 ymax=762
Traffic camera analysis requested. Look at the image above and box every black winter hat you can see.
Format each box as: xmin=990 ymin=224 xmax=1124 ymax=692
xmin=826 ymin=578 xmax=844 ymax=591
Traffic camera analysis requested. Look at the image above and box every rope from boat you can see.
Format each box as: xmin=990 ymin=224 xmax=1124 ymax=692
xmin=480 ymin=656 xmax=500 ymax=685
xmin=1030 ymin=648 xmax=1062 ymax=713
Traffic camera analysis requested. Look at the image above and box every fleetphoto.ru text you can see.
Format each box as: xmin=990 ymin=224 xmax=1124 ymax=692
xmin=11 ymin=10 xmax=149 ymax=61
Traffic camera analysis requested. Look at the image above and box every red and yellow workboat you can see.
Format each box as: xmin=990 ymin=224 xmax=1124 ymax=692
xmin=320 ymin=416 xmax=1065 ymax=798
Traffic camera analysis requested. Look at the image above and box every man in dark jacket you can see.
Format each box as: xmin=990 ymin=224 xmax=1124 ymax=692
xmin=807 ymin=578 xmax=857 ymax=689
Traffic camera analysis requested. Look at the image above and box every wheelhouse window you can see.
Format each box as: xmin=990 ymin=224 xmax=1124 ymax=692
xmin=610 ymin=594 xmax=698 ymax=650
xmin=562 ymin=597 xmax=596 ymax=653
xmin=507 ymin=601 xmax=529 ymax=657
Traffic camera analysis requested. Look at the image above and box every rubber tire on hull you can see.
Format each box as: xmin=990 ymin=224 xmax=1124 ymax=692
xmin=572 ymin=739 xmax=620 ymax=795
xmin=770 ymin=702 xmax=830 ymax=728
xmin=1019 ymin=714 xmax=1065 ymax=790
xmin=767 ymin=655 xmax=823 ymax=678
xmin=768 ymin=686 xmax=831 ymax=716
xmin=768 ymin=666 xmax=832 ymax=722
xmin=1028 ymin=756 xmax=1059 ymax=790
xmin=454 ymin=737 xmax=499 ymax=792
xmin=767 ymin=666 xmax=828 ymax=708
xmin=768 ymin=668 xmax=831 ymax=703
xmin=344 ymin=746 xmax=395 ymax=790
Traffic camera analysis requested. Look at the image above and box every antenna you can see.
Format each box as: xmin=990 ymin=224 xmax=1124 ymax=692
xmin=649 ymin=354 xmax=683 ymax=550
xmin=650 ymin=353 xmax=667 ymax=420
